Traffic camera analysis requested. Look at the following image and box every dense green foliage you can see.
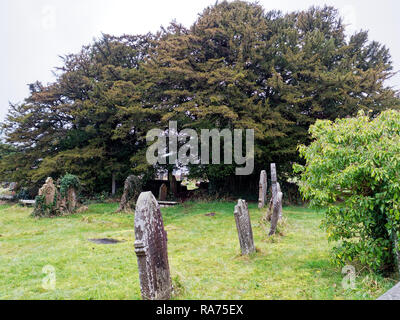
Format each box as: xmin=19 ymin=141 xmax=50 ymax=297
xmin=59 ymin=173 xmax=81 ymax=198
xmin=1 ymin=34 xmax=158 ymax=193
xmin=32 ymin=194 xmax=58 ymax=218
xmin=1 ymin=1 xmax=399 ymax=194
xmin=295 ymin=110 xmax=400 ymax=274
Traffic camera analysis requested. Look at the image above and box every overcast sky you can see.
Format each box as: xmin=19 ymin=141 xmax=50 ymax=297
xmin=1 ymin=0 xmax=399 ymax=121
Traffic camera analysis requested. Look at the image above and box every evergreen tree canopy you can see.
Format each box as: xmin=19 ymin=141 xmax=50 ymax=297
xmin=1 ymin=1 xmax=399 ymax=194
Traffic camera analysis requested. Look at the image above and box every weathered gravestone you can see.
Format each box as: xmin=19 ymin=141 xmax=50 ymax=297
xmin=258 ymin=170 xmax=268 ymax=209
xmin=234 ymin=199 xmax=256 ymax=255
xmin=57 ymin=174 xmax=81 ymax=214
xmin=33 ymin=177 xmax=58 ymax=216
xmin=33 ymin=174 xmax=83 ymax=217
xmin=266 ymin=164 xmax=283 ymax=221
xmin=170 ymin=174 xmax=178 ymax=197
xmin=159 ymin=183 xmax=168 ymax=201
xmin=39 ymin=177 xmax=56 ymax=206
xmin=269 ymin=191 xmax=283 ymax=236
xmin=134 ymin=192 xmax=172 ymax=300
xmin=269 ymin=163 xmax=283 ymax=236
xmin=65 ymin=187 xmax=77 ymax=212
xmin=277 ymin=182 xmax=283 ymax=219
xmin=117 ymin=175 xmax=142 ymax=212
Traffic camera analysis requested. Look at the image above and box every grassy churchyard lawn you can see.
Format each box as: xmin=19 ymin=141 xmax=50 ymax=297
xmin=0 ymin=202 xmax=395 ymax=300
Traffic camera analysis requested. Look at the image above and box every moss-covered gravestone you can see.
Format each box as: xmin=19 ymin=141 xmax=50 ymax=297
xmin=117 ymin=175 xmax=143 ymax=212
xmin=58 ymin=174 xmax=80 ymax=213
xmin=33 ymin=174 xmax=81 ymax=217
xmin=33 ymin=177 xmax=58 ymax=217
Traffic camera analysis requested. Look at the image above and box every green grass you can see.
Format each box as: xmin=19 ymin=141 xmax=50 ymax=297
xmin=0 ymin=201 xmax=395 ymax=300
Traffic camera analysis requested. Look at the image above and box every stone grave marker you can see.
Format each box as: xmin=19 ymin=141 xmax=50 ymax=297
xmin=134 ymin=192 xmax=172 ymax=300
xmin=271 ymin=163 xmax=278 ymax=207
xmin=270 ymin=163 xmax=283 ymax=219
xmin=277 ymin=182 xmax=283 ymax=219
xmin=33 ymin=177 xmax=58 ymax=216
xmin=170 ymin=175 xmax=178 ymax=196
xmin=117 ymin=175 xmax=142 ymax=212
xmin=269 ymin=163 xmax=283 ymax=235
xmin=234 ymin=199 xmax=256 ymax=255
xmin=38 ymin=177 xmax=56 ymax=206
xmin=66 ymin=187 xmax=77 ymax=212
xmin=269 ymin=191 xmax=283 ymax=236
xmin=258 ymin=170 xmax=268 ymax=209
xmin=159 ymin=183 xmax=168 ymax=201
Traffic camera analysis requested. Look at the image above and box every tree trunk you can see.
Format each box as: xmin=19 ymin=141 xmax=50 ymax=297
xmin=392 ymin=229 xmax=400 ymax=277
xmin=112 ymin=172 xmax=116 ymax=196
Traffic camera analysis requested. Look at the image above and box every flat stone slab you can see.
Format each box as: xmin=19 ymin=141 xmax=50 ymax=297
xmin=377 ymin=282 xmax=400 ymax=300
xmin=19 ymin=200 xmax=35 ymax=205
xmin=88 ymin=238 xmax=123 ymax=245
xmin=158 ymin=201 xmax=178 ymax=205
xmin=1 ymin=195 xmax=15 ymax=200
xmin=158 ymin=201 xmax=179 ymax=208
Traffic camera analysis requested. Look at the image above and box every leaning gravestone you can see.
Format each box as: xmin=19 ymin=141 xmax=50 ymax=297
xmin=277 ymin=182 xmax=283 ymax=219
xmin=234 ymin=199 xmax=256 ymax=255
xmin=269 ymin=191 xmax=283 ymax=236
xmin=269 ymin=164 xmax=283 ymax=219
xmin=134 ymin=192 xmax=172 ymax=300
xmin=268 ymin=163 xmax=284 ymax=235
xmin=159 ymin=183 xmax=168 ymax=201
xmin=258 ymin=170 xmax=268 ymax=209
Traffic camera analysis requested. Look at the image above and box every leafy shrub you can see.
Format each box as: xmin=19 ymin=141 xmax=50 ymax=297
xmin=294 ymin=110 xmax=400 ymax=274
xmin=59 ymin=173 xmax=81 ymax=197
xmin=16 ymin=188 xmax=30 ymax=200
xmin=95 ymin=191 xmax=109 ymax=202
xmin=0 ymin=187 xmax=13 ymax=196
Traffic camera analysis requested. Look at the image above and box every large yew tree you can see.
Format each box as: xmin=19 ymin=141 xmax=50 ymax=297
xmin=1 ymin=1 xmax=399 ymax=194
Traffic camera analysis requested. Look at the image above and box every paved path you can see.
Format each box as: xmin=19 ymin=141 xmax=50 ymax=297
xmin=377 ymin=282 xmax=400 ymax=300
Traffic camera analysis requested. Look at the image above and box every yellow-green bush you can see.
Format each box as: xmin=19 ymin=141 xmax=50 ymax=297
xmin=295 ymin=110 xmax=400 ymax=274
